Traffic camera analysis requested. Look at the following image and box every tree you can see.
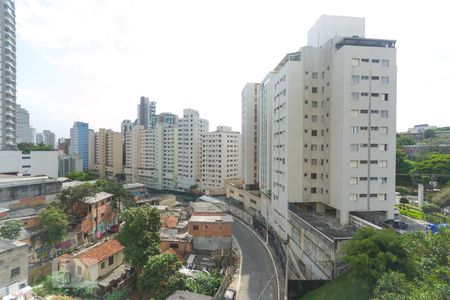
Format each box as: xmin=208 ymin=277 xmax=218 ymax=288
xmin=0 ymin=220 xmax=22 ymax=240
xmin=66 ymin=171 xmax=100 ymax=181
xmin=412 ymin=154 xmax=450 ymax=187
xmin=137 ymin=253 xmax=185 ymax=299
xmin=399 ymin=197 xmax=409 ymax=205
xmin=396 ymin=134 xmax=416 ymax=146
xmin=58 ymin=183 xmax=98 ymax=216
xmin=115 ymin=205 xmax=161 ymax=272
xmin=422 ymin=203 xmax=440 ymax=214
xmin=185 ymin=272 xmax=222 ymax=296
xmin=396 ymin=149 xmax=415 ymax=187
xmin=18 ymin=142 xmax=54 ymax=152
xmin=95 ymin=179 xmax=135 ymax=213
xmin=372 ymin=271 xmax=416 ymax=300
xmin=432 ymin=187 xmax=450 ymax=208
xmin=424 ymin=129 xmax=436 ymax=139
xmin=38 ymin=206 xmax=69 ymax=247
xmin=343 ymin=227 xmax=408 ymax=285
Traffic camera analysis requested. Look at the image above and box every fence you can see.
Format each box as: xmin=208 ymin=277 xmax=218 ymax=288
xmin=213 ymin=267 xmax=234 ymax=300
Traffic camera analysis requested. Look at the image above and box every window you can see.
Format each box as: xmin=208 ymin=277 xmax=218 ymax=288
xmin=311 ymin=159 xmax=317 ymax=165
xmin=311 ymin=130 xmax=317 ymax=136
xmin=361 ymin=58 xmax=369 ymax=62
xmin=312 ymin=101 xmax=318 ymax=108
xmin=311 ymin=144 xmax=317 ymax=151
xmin=311 ymin=173 xmax=317 ymax=179
xmin=311 ymin=187 xmax=317 ymax=194
xmin=352 ymin=92 xmax=359 ymax=101
xmin=360 ymin=109 xmax=368 ymax=114
xmin=352 ymin=75 xmax=359 ymax=84
xmin=380 ymin=110 xmax=389 ymax=118
xmin=381 ymin=59 xmax=389 ymax=67
xmin=311 ymin=115 xmax=318 ymax=122
xmin=371 ymin=76 xmax=379 ymax=80
xmin=350 ymin=160 xmax=358 ymax=168
xmin=109 ymin=256 xmax=114 ymax=266
xmin=193 ymin=225 xmax=199 ymax=230
xmin=379 ymin=144 xmax=388 ymax=151
xmin=101 ymin=262 xmax=106 ymax=269
xmin=381 ymin=93 xmax=389 ymax=101
xmin=351 ymin=144 xmax=359 ymax=152
xmin=361 ymin=92 xmax=369 ymax=97
xmin=379 ymin=194 xmax=387 ymax=201
xmin=169 ymin=243 xmax=179 ymax=249
xmin=350 ymin=194 xmax=358 ymax=201
xmin=351 ymin=109 xmax=359 ymax=117
xmin=10 ymin=267 xmax=20 ymax=278
xmin=350 ymin=177 xmax=358 ymax=185
xmin=380 ymin=126 xmax=388 ymax=134
xmin=312 ymin=87 xmax=318 ymax=93
xmin=312 ymin=72 xmax=318 ymax=79
xmin=77 ymin=266 xmax=82 ymax=275
xmin=359 ymin=194 xmax=368 ymax=198
xmin=361 ymin=75 xmax=369 ymax=80
xmin=379 ymin=160 xmax=388 ymax=168
xmin=351 ymin=126 xmax=359 ymax=134
xmin=360 ymin=177 xmax=368 ymax=181
xmin=352 ymin=58 xmax=360 ymax=66
xmin=380 ymin=177 xmax=387 ymax=184
xmin=381 ymin=76 xmax=389 ymax=84
xmin=372 ymin=59 xmax=380 ymax=63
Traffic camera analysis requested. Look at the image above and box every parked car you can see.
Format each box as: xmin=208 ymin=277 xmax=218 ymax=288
xmin=392 ymin=220 xmax=408 ymax=230
xmin=383 ymin=219 xmax=396 ymax=228
xmin=108 ymin=224 xmax=120 ymax=233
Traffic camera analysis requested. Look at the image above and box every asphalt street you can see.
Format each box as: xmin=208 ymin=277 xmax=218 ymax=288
xmin=232 ymin=220 xmax=279 ymax=300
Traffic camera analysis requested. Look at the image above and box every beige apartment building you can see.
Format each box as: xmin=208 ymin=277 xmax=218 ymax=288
xmin=94 ymin=129 xmax=123 ymax=178
xmin=200 ymin=126 xmax=240 ymax=195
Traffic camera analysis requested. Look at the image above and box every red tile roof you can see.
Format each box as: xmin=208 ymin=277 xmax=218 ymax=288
xmin=76 ymin=239 xmax=124 ymax=267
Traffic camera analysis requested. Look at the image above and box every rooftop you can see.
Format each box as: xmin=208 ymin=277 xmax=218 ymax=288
xmin=0 ymin=238 xmax=27 ymax=253
xmin=336 ymin=37 xmax=396 ymax=50
xmin=0 ymin=175 xmax=56 ymax=188
xmin=84 ymin=192 xmax=114 ymax=204
xmin=76 ymin=239 xmax=124 ymax=267
xmin=123 ymin=183 xmax=145 ymax=189
xmin=189 ymin=215 xmax=233 ymax=223
xmin=289 ymin=205 xmax=356 ymax=240
xmin=191 ymin=201 xmax=223 ymax=214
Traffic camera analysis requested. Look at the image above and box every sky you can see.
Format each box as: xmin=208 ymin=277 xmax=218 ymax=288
xmin=15 ymin=0 xmax=450 ymax=140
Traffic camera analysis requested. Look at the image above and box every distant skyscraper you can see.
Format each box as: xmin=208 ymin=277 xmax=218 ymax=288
xmin=121 ymin=119 xmax=133 ymax=136
xmin=16 ymin=104 xmax=34 ymax=144
xmin=42 ymin=130 xmax=55 ymax=148
xmin=0 ymin=0 xmax=16 ymax=150
xmin=58 ymin=137 xmax=70 ymax=155
xmin=137 ymin=96 xmax=156 ymax=129
xmin=69 ymin=122 xmax=89 ymax=170
xmin=35 ymin=133 xmax=44 ymax=145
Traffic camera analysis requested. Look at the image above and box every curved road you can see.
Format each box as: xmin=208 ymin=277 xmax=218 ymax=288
xmin=232 ymin=220 xmax=279 ymax=300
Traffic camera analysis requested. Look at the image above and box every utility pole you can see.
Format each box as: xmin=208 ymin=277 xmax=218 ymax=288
xmin=284 ymin=235 xmax=289 ymax=300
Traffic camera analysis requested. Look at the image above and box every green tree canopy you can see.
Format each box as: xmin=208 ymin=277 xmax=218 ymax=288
xmin=18 ymin=142 xmax=54 ymax=152
xmin=137 ymin=253 xmax=185 ymax=299
xmin=396 ymin=134 xmax=416 ymax=146
xmin=412 ymin=154 xmax=450 ymax=186
xmin=58 ymin=183 xmax=98 ymax=216
xmin=0 ymin=220 xmax=23 ymax=240
xmin=423 ymin=129 xmax=437 ymax=139
xmin=396 ymin=149 xmax=415 ymax=187
xmin=432 ymin=187 xmax=450 ymax=208
xmin=95 ymin=179 xmax=135 ymax=213
xmin=343 ymin=228 xmax=408 ymax=285
xmin=66 ymin=171 xmax=99 ymax=181
xmin=115 ymin=205 xmax=161 ymax=272
xmin=38 ymin=206 xmax=69 ymax=247
xmin=185 ymin=272 xmax=222 ymax=296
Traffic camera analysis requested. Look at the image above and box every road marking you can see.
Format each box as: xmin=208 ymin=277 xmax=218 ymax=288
xmin=232 ymin=235 xmax=243 ymax=300
xmin=234 ymin=218 xmax=280 ymax=300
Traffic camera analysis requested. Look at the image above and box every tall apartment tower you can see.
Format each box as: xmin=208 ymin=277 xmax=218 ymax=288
xmin=0 ymin=0 xmax=16 ymax=150
xmin=88 ymin=129 xmax=95 ymax=170
xmin=258 ymin=15 xmax=396 ymax=227
xmin=201 ymin=126 xmax=241 ymax=194
xmin=124 ymin=113 xmax=178 ymax=190
xmin=42 ymin=130 xmax=55 ymax=148
xmin=137 ymin=96 xmax=156 ymax=129
xmin=69 ymin=122 xmax=89 ymax=170
xmin=16 ymin=104 xmax=33 ymax=144
xmin=241 ymin=83 xmax=259 ymax=190
xmin=177 ymin=109 xmax=209 ymax=191
xmin=94 ymin=129 xmax=123 ymax=178
xmin=57 ymin=137 xmax=70 ymax=155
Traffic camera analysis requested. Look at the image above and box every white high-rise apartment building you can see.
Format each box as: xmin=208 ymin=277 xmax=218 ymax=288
xmin=201 ymin=126 xmax=240 ymax=194
xmin=124 ymin=113 xmax=178 ymax=190
xmin=0 ymin=0 xmax=16 ymax=150
xmin=16 ymin=104 xmax=33 ymax=144
xmin=255 ymin=15 xmax=396 ymax=227
xmin=241 ymin=83 xmax=259 ymax=190
xmin=177 ymin=109 xmax=209 ymax=191
xmin=42 ymin=130 xmax=55 ymax=148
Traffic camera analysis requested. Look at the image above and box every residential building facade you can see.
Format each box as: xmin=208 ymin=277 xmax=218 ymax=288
xmin=200 ymin=126 xmax=241 ymax=195
xmin=0 ymin=0 xmax=16 ymax=150
xmin=0 ymin=239 xmax=30 ymax=299
xmin=242 ymin=83 xmax=259 ymax=190
xmin=42 ymin=130 xmax=55 ymax=148
xmin=69 ymin=122 xmax=89 ymax=170
xmin=94 ymin=129 xmax=123 ymax=178
xmin=0 ymin=151 xmax=58 ymax=178
xmin=177 ymin=109 xmax=209 ymax=191
xmin=15 ymin=105 xmax=33 ymax=144
xmin=58 ymin=154 xmax=83 ymax=177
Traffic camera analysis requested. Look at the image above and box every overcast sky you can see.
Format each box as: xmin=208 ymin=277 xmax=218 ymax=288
xmin=15 ymin=0 xmax=450 ymax=140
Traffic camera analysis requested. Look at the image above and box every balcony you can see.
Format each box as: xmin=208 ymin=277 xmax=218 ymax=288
xmin=5 ymin=88 xmax=15 ymax=96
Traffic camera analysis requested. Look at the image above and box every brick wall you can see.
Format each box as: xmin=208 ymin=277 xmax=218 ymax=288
xmin=188 ymin=222 xmax=232 ymax=237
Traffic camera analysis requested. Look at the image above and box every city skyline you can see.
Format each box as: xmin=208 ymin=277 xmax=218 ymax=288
xmin=14 ymin=0 xmax=450 ymax=140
